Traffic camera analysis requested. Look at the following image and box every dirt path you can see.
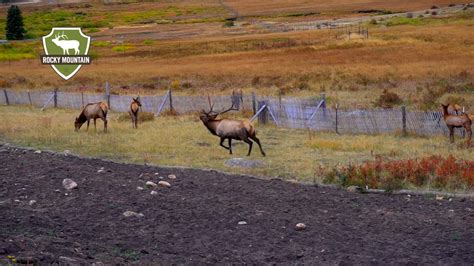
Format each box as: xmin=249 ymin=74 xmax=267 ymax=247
xmin=0 ymin=144 xmax=473 ymax=264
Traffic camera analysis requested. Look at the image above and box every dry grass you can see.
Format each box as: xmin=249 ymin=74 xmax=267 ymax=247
xmin=0 ymin=10 xmax=473 ymax=109
xmin=0 ymin=106 xmax=472 ymax=190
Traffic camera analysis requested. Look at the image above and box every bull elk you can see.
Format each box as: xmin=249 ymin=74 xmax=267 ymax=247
xmin=129 ymin=96 xmax=142 ymax=129
xmin=199 ymin=100 xmax=266 ymax=157
xmin=74 ymin=102 xmax=108 ymax=132
xmin=441 ymin=104 xmax=471 ymax=146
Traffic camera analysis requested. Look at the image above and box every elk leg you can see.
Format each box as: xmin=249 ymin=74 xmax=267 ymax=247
xmin=103 ymin=119 xmax=108 ymax=133
xmin=219 ymin=137 xmax=229 ymax=150
xmin=465 ymin=126 xmax=472 ymax=147
xmin=250 ymin=136 xmax=266 ymax=157
xmin=135 ymin=114 xmax=138 ymax=129
xmin=94 ymin=118 xmax=97 ymax=131
xmin=244 ymin=138 xmax=253 ymax=156
xmin=228 ymin=138 xmax=232 ymax=154
xmin=86 ymin=119 xmax=90 ymax=131
xmin=449 ymin=126 xmax=454 ymax=143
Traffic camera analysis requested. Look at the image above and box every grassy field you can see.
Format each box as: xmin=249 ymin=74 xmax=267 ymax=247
xmin=0 ymin=9 xmax=473 ymax=109
xmin=1 ymin=106 xmax=472 ymax=191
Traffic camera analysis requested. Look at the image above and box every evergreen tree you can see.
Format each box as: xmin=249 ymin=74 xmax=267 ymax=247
xmin=5 ymin=5 xmax=26 ymax=40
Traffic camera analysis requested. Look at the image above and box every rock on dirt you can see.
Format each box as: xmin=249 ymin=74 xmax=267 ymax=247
xmin=136 ymin=186 xmax=144 ymax=191
xmin=28 ymin=200 xmax=36 ymax=206
xmin=145 ymin=181 xmax=157 ymax=188
xmin=150 ymin=191 xmax=158 ymax=195
xmin=346 ymin=186 xmax=362 ymax=193
xmin=168 ymin=174 xmax=176 ymax=180
xmin=34 ymin=150 xmax=41 ymax=154
xmin=158 ymin=181 xmax=171 ymax=188
xmin=122 ymin=211 xmax=144 ymax=218
xmin=238 ymin=221 xmax=247 ymax=225
xmin=295 ymin=223 xmax=307 ymax=231
xmin=62 ymin=179 xmax=78 ymax=191
xmin=225 ymin=158 xmax=265 ymax=168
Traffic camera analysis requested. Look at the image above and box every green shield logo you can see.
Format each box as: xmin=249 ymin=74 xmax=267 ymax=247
xmin=42 ymin=27 xmax=91 ymax=80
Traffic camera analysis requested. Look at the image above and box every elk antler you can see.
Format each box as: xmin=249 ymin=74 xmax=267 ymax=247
xmin=212 ymin=91 xmax=239 ymax=115
xmin=58 ymin=32 xmax=68 ymax=40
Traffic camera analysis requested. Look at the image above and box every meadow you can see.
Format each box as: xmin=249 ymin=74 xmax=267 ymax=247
xmin=0 ymin=105 xmax=472 ymax=191
xmin=0 ymin=8 xmax=473 ymax=109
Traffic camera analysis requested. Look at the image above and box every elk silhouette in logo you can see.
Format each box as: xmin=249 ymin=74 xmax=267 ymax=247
xmin=199 ymin=96 xmax=266 ymax=157
xmin=52 ymin=32 xmax=80 ymax=55
xmin=441 ymin=104 xmax=471 ymax=147
xmin=129 ymin=96 xmax=142 ymax=129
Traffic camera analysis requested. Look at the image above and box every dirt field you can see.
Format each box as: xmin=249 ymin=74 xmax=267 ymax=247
xmin=1 ymin=144 xmax=473 ymax=264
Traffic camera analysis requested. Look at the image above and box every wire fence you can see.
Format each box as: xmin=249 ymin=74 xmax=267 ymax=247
xmin=0 ymin=88 xmax=462 ymax=137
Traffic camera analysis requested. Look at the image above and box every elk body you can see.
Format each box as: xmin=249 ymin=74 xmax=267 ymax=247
xmin=200 ymin=103 xmax=266 ymax=157
xmin=75 ymin=102 xmax=108 ymax=132
xmin=441 ymin=104 xmax=471 ymax=146
xmin=52 ymin=33 xmax=80 ymax=55
xmin=129 ymin=97 xmax=142 ymax=129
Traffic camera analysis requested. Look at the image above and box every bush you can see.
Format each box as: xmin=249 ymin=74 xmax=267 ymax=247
xmin=374 ymin=89 xmax=402 ymax=108
xmin=323 ymin=155 xmax=474 ymax=191
xmin=223 ymin=20 xmax=234 ymax=27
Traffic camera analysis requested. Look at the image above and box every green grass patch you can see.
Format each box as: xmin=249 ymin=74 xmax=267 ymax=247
xmin=112 ymin=44 xmax=134 ymax=52
xmin=0 ymin=41 xmax=39 ymax=61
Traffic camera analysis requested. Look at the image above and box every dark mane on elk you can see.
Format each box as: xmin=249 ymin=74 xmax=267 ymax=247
xmin=129 ymin=96 xmax=142 ymax=129
xmin=199 ymin=94 xmax=266 ymax=156
xmin=441 ymin=104 xmax=471 ymax=147
xmin=74 ymin=102 xmax=108 ymax=132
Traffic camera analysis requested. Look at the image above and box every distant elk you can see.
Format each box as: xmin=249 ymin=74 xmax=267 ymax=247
xmin=199 ymin=97 xmax=266 ymax=157
xmin=129 ymin=96 xmax=142 ymax=129
xmin=75 ymin=102 xmax=109 ymax=132
xmin=441 ymin=104 xmax=471 ymax=146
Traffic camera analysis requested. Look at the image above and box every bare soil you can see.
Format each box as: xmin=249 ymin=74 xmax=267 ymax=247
xmin=1 ymin=144 xmax=473 ymax=264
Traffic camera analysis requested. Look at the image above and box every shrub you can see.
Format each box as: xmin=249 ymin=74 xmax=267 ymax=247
xmin=323 ymin=155 xmax=474 ymax=191
xmin=223 ymin=20 xmax=234 ymax=27
xmin=374 ymin=89 xmax=402 ymax=108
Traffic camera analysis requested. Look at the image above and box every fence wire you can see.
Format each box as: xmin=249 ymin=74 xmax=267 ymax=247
xmin=0 ymin=89 xmax=462 ymax=137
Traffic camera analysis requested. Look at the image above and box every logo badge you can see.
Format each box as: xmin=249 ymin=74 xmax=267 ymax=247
xmin=42 ymin=27 xmax=91 ymax=80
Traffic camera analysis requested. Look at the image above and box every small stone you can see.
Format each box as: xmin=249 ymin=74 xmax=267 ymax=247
xmin=59 ymin=256 xmax=77 ymax=263
xmin=154 ymin=172 xmax=159 ymax=176
xmin=295 ymin=223 xmax=307 ymax=231
xmin=123 ymin=211 xmax=144 ymax=218
xmin=145 ymin=181 xmax=157 ymax=188
xmin=14 ymin=199 xmax=20 ymax=203
xmin=29 ymin=200 xmax=37 ymax=206
xmin=97 ymin=167 xmax=105 ymax=173
xmin=64 ymin=150 xmax=71 ymax=156
xmin=62 ymin=178 xmax=78 ymax=191
xmin=238 ymin=221 xmax=247 ymax=225
xmin=168 ymin=174 xmax=176 ymax=180
xmin=436 ymin=195 xmax=444 ymax=200
xmin=158 ymin=181 xmax=171 ymax=188
xmin=34 ymin=150 xmax=41 ymax=154
xmin=136 ymin=186 xmax=144 ymax=191
xmin=150 ymin=191 xmax=158 ymax=195
xmin=346 ymin=186 xmax=361 ymax=193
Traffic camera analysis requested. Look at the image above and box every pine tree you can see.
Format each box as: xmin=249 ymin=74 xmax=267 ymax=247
xmin=5 ymin=5 xmax=26 ymax=40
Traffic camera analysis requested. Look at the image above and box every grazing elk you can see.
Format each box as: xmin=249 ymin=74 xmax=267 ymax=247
xmin=199 ymin=101 xmax=266 ymax=157
xmin=441 ymin=104 xmax=471 ymax=146
xmin=129 ymin=97 xmax=142 ymax=129
xmin=75 ymin=102 xmax=109 ymax=132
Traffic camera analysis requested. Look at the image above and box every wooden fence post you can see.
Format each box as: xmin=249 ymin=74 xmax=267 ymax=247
xmin=81 ymin=92 xmax=84 ymax=109
xmin=53 ymin=88 xmax=58 ymax=108
xmin=3 ymin=89 xmax=9 ymax=105
xmin=335 ymin=103 xmax=339 ymax=134
xmin=105 ymin=81 xmax=110 ymax=108
xmin=169 ymin=90 xmax=174 ymax=112
xmin=402 ymin=106 xmax=407 ymax=136
xmin=27 ymin=90 xmax=32 ymax=105
xmin=252 ymin=92 xmax=256 ymax=115
xmin=258 ymin=101 xmax=268 ymax=124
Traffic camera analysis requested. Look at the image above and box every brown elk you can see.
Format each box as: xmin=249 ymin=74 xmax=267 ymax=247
xmin=447 ymin=103 xmax=464 ymax=115
xmin=199 ymin=101 xmax=266 ymax=157
xmin=441 ymin=104 xmax=471 ymax=146
xmin=129 ymin=97 xmax=142 ymax=129
xmin=74 ymin=102 xmax=108 ymax=132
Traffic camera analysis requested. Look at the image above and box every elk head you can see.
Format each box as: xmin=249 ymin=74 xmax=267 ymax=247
xmin=74 ymin=117 xmax=82 ymax=132
xmin=132 ymin=97 xmax=142 ymax=107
